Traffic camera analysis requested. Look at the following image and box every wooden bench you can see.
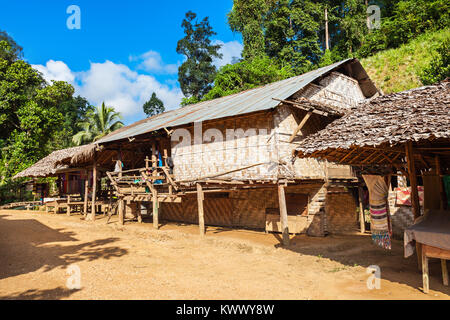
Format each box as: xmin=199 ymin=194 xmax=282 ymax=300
xmin=418 ymin=243 xmax=449 ymax=293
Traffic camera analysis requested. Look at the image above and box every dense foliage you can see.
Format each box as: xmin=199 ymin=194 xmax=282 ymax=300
xmin=0 ymin=32 xmax=122 ymax=203
xmin=419 ymin=38 xmax=450 ymax=85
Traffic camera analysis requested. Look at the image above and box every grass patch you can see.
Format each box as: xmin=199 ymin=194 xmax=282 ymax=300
xmin=361 ymin=28 xmax=450 ymax=94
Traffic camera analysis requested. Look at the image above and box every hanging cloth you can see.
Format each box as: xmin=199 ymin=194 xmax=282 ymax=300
xmin=363 ymin=175 xmax=392 ymax=250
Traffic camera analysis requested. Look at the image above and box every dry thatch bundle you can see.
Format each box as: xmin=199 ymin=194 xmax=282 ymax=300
xmin=296 ymin=80 xmax=450 ymax=156
xmin=13 ymin=146 xmax=87 ymax=179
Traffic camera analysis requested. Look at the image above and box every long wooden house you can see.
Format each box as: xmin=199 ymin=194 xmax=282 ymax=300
xmin=24 ymin=59 xmax=380 ymax=243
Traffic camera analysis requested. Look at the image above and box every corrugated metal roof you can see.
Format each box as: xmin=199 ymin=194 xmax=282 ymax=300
xmin=96 ymin=59 xmax=357 ymax=144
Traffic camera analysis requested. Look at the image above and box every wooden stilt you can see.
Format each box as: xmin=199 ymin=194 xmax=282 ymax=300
xmin=118 ymin=198 xmax=124 ymax=225
xmin=137 ymin=201 xmax=142 ymax=223
xmin=442 ymin=259 xmax=449 ymax=286
xmin=83 ymin=170 xmax=89 ymax=217
xmin=435 ymin=156 xmax=447 ymax=210
xmin=405 ymin=142 xmax=420 ymax=220
xmin=152 ymin=190 xmax=159 ymax=229
xmin=422 ymin=248 xmax=429 ymax=294
xmin=197 ymin=183 xmax=205 ymax=236
xmin=278 ymin=184 xmax=290 ymax=246
xmin=416 ymin=243 xmax=422 ymax=271
xmin=67 ymin=194 xmax=71 ymax=216
xmin=358 ymin=185 xmax=366 ymax=233
xmin=91 ymin=156 xmax=97 ymax=221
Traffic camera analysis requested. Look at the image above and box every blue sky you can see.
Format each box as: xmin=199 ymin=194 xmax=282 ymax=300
xmin=0 ymin=0 xmax=243 ymax=124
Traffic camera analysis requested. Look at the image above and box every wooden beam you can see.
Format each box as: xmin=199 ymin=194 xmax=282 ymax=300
xmin=278 ymin=184 xmax=290 ymax=246
xmin=152 ymin=189 xmax=159 ymax=229
xmin=197 ymin=183 xmax=205 ymax=236
xmin=435 ymin=156 xmax=447 ymax=210
xmin=91 ymin=155 xmax=97 ymax=221
xmin=422 ymin=248 xmax=429 ymax=294
xmin=118 ymin=198 xmax=124 ymax=225
xmin=358 ymin=185 xmax=366 ymax=234
xmin=405 ymin=142 xmax=420 ymax=220
xmin=83 ymin=170 xmax=89 ymax=216
xmin=288 ymin=111 xmax=312 ymax=143
xmin=137 ymin=201 xmax=142 ymax=223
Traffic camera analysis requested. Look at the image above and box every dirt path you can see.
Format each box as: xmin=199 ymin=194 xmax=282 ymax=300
xmin=0 ymin=210 xmax=449 ymax=300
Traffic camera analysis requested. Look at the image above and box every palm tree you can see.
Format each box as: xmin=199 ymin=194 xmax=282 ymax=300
xmin=72 ymin=102 xmax=124 ymax=146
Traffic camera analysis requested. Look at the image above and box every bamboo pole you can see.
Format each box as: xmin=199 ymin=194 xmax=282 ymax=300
xmin=83 ymin=170 xmax=89 ymax=216
xmin=278 ymin=184 xmax=290 ymax=246
xmin=358 ymin=185 xmax=366 ymax=233
xmin=435 ymin=156 xmax=446 ymax=210
xmin=152 ymin=189 xmax=159 ymax=229
xmin=405 ymin=142 xmax=420 ymax=220
xmin=91 ymin=155 xmax=97 ymax=221
xmin=197 ymin=183 xmax=205 ymax=236
xmin=118 ymin=198 xmax=124 ymax=225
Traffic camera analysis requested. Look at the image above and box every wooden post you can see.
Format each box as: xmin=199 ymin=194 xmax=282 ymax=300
xmin=422 ymin=249 xmax=429 ymax=294
xmin=91 ymin=156 xmax=97 ymax=221
xmin=152 ymin=189 xmax=159 ymax=229
xmin=83 ymin=170 xmax=89 ymax=216
xmin=197 ymin=183 xmax=205 ymax=236
xmin=442 ymin=259 xmax=449 ymax=286
xmin=278 ymin=184 xmax=290 ymax=246
xmin=67 ymin=194 xmax=71 ymax=216
xmin=152 ymin=142 xmax=157 ymax=168
xmin=137 ymin=201 xmax=142 ymax=223
xmin=358 ymin=185 xmax=366 ymax=233
xmin=435 ymin=156 xmax=446 ymax=210
xmin=118 ymin=198 xmax=124 ymax=225
xmin=405 ymin=142 xmax=420 ymax=220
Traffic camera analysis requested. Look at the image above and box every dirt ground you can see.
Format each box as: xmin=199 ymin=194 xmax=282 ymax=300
xmin=0 ymin=209 xmax=449 ymax=300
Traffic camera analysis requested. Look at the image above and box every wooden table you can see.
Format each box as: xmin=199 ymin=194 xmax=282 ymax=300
xmin=418 ymin=243 xmax=449 ymax=293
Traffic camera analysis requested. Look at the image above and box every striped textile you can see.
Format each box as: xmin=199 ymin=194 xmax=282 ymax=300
xmin=363 ymin=175 xmax=392 ymax=250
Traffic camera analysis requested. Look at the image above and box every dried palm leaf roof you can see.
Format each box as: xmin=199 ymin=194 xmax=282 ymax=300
xmin=13 ymin=146 xmax=88 ymax=179
xmin=296 ymin=79 xmax=450 ymax=167
xmin=296 ymin=80 xmax=450 ymax=157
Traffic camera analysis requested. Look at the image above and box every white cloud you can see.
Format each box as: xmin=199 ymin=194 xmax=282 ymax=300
xmin=32 ymin=59 xmax=183 ymax=121
xmin=32 ymin=60 xmax=75 ymax=84
xmin=130 ymin=50 xmax=178 ymax=74
xmin=213 ymin=40 xmax=243 ymax=68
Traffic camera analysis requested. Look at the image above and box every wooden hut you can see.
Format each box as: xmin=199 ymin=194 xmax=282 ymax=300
xmin=13 ymin=145 xmax=107 ymax=216
xmin=295 ymin=79 xmax=450 ymax=292
xmin=60 ymin=59 xmax=380 ymax=243
xmin=295 ymin=79 xmax=450 ymax=223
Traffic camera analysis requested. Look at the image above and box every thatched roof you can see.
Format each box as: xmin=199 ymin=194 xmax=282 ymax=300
xmin=295 ymin=80 xmax=450 ymax=169
xmin=13 ymin=146 xmax=88 ymax=179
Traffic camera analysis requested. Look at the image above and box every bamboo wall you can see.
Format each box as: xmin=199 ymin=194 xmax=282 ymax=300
xmin=294 ymin=72 xmax=365 ymax=109
xmin=160 ymin=183 xmax=330 ymax=236
xmin=171 ymin=112 xmax=278 ymax=181
xmin=170 ymin=72 xmax=364 ymax=182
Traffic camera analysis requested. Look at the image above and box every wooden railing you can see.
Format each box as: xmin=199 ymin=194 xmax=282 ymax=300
xmin=106 ymin=166 xmax=178 ymax=199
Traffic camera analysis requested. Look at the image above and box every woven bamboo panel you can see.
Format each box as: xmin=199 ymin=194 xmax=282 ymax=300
xmin=325 ymin=191 xmax=358 ymax=233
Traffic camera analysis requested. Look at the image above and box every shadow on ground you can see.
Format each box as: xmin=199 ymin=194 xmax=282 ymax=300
xmin=277 ymin=232 xmax=450 ymax=296
xmin=0 ymin=214 xmax=128 ymax=299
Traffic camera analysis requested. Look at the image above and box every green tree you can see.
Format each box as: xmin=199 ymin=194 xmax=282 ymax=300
xmin=228 ymin=0 xmax=269 ymax=60
xmin=420 ymin=39 xmax=450 ymax=85
xmin=202 ymin=55 xmax=294 ymax=101
xmin=0 ymin=30 xmax=23 ymax=62
xmin=176 ymin=11 xmax=222 ymax=102
xmin=72 ymin=102 xmax=124 ymax=146
xmin=143 ymin=92 xmax=165 ymax=117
